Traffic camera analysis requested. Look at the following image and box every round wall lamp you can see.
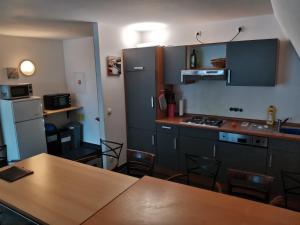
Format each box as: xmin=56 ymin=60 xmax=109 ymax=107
xmin=19 ymin=60 xmax=36 ymax=76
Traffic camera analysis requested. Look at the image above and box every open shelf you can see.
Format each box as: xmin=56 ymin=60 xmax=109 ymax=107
xmin=43 ymin=106 xmax=82 ymax=117
xmin=186 ymin=43 xmax=227 ymax=69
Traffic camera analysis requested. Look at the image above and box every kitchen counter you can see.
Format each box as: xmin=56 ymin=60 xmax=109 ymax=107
xmin=156 ymin=116 xmax=300 ymax=142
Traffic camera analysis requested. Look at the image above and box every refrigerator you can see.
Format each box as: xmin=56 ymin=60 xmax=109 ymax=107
xmin=0 ymin=96 xmax=47 ymax=162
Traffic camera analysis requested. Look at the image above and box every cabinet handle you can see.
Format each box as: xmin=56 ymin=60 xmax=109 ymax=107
xmin=174 ymin=138 xmax=177 ymax=150
xmin=151 ymin=135 xmax=155 ymax=146
xmin=269 ymin=153 xmax=273 ymax=168
xmin=161 ymin=126 xmax=172 ymax=130
xmin=213 ymin=144 xmax=216 ymax=158
xmin=133 ymin=66 xmax=144 ymax=71
xmin=151 ymin=96 xmax=154 ymax=108
xmin=227 ymin=70 xmax=231 ymax=84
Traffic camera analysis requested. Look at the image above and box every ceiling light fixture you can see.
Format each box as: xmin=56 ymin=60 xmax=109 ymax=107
xmin=127 ymin=22 xmax=167 ymax=31
xmin=19 ymin=60 xmax=36 ymax=76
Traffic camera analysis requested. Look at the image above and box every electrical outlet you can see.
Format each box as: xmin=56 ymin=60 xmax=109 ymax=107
xmin=229 ymin=107 xmax=244 ymax=112
xmin=238 ymin=26 xmax=244 ymax=32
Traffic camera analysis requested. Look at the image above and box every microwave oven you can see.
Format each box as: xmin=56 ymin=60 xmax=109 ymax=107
xmin=0 ymin=83 xmax=33 ymax=100
xmin=43 ymin=93 xmax=71 ymax=110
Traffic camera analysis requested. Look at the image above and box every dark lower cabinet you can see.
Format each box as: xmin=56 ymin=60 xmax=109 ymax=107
xmin=156 ymin=132 xmax=179 ymax=173
xmin=127 ymin=128 xmax=156 ymax=154
xmin=267 ymin=139 xmax=300 ymax=195
xmin=179 ymin=136 xmax=218 ymax=171
xmin=217 ymin=142 xmax=268 ymax=183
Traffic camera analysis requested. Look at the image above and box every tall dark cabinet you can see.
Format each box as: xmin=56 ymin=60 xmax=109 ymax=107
xmin=124 ymin=47 xmax=162 ymax=153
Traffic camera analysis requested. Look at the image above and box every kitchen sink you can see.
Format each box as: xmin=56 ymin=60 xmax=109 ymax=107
xmin=279 ymin=127 xmax=300 ymax=135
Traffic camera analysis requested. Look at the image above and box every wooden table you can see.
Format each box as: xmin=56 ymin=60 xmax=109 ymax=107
xmin=84 ymin=176 xmax=300 ymax=225
xmin=0 ymin=154 xmax=138 ymax=225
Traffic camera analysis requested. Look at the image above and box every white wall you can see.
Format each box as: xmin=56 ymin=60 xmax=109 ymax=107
xmin=0 ymin=35 xmax=68 ymax=96
xmin=63 ymin=37 xmax=101 ymax=144
xmin=96 ymin=24 xmax=138 ymax=167
xmin=143 ymin=15 xmax=300 ymax=122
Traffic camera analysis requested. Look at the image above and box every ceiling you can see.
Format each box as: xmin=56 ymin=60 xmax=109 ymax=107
xmin=271 ymin=0 xmax=300 ymax=57
xmin=0 ymin=0 xmax=273 ymax=39
xmin=0 ymin=19 xmax=93 ymax=39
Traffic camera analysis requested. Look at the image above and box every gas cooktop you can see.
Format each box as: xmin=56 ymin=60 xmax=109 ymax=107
xmin=181 ymin=116 xmax=223 ymax=128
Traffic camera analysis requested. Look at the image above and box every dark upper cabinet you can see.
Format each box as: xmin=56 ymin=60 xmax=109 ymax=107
xmin=123 ymin=47 xmax=156 ymax=72
xmin=226 ymin=39 xmax=278 ymax=86
xmin=125 ymin=70 xmax=156 ymax=130
xmin=164 ymin=46 xmax=186 ymax=84
xmin=127 ymin=128 xmax=156 ymax=153
xmin=217 ymin=142 xmax=268 ymax=182
xmin=267 ymin=139 xmax=300 ymax=195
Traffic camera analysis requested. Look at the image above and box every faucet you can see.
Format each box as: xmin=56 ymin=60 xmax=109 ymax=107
xmin=277 ymin=117 xmax=291 ymax=132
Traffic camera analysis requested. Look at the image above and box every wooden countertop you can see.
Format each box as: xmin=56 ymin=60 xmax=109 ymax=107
xmin=156 ymin=116 xmax=300 ymax=142
xmin=43 ymin=106 xmax=82 ymax=116
xmin=0 ymin=154 xmax=138 ymax=225
xmin=83 ymin=176 xmax=300 ymax=225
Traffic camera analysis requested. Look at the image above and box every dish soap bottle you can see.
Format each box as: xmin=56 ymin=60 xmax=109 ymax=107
xmin=267 ymin=105 xmax=276 ymax=125
xmin=190 ymin=49 xmax=197 ymax=69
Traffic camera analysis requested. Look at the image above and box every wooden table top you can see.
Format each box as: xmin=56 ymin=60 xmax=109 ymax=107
xmin=84 ymin=176 xmax=300 ymax=225
xmin=0 ymin=153 xmax=138 ymax=225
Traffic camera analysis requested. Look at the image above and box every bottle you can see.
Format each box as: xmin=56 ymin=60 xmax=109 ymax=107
xmin=190 ymin=49 xmax=197 ymax=69
xmin=167 ymin=93 xmax=176 ymax=118
xmin=267 ymin=105 xmax=276 ymax=125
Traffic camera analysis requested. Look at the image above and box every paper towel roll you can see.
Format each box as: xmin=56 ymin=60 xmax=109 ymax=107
xmin=179 ymin=99 xmax=184 ymax=116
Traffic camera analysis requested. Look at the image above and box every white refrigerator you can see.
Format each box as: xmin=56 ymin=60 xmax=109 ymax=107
xmin=0 ymin=97 xmax=47 ymax=162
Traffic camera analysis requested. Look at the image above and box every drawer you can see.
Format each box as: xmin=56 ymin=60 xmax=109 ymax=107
xmin=156 ymin=124 xmax=179 ymax=135
xmin=269 ymin=138 xmax=300 ymax=152
xmin=180 ymin=127 xmax=218 ymax=140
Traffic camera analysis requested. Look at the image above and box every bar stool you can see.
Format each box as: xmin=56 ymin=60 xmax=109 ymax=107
xmin=0 ymin=145 xmax=7 ymax=168
xmin=167 ymin=153 xmax=222 ymax=192
xmin=126 ymin=149 xmax=156 ymax=178
xmin=227 ymin=168 xmax=274 ymax=203
xmin=281 ymin=170 xmax=300 ymax=211
xmin=100 ymin=139 xmax=123 ymax=171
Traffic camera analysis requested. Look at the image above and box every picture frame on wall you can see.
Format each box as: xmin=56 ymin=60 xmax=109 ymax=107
xmin=5 ymin=68 xmax=19 ymax=79
xmin=107 ymin=56 xmax=121 ymax=76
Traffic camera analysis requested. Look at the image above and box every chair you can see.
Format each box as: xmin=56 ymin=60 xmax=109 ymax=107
xmin=126 ymin=149 xmax=156 ymax=178
xmin=227 ymin=168 xmax=274 ymax=203
xmin=167 ymin=153 xmax=222 ymax=192
xmin=0 ymin=145 xmax=7 ymax=168
xmin=281 ymin=170 xmax=300 ymax=210
xmin=100 ymin=139 xmax=123 ymax=171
